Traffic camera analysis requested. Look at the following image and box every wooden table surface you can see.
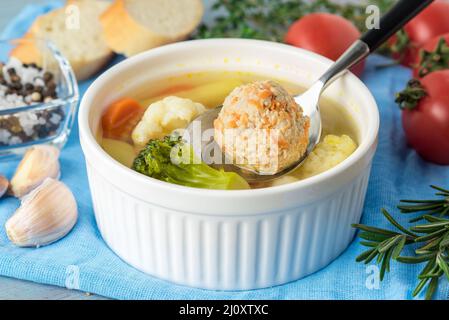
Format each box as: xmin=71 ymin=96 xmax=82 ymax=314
xmin=0 ymin=0 xmax=107 ymax=300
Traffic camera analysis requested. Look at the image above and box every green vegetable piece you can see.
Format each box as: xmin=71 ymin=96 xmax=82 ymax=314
xmin=132 ymin=136 xmax=250 ymax=190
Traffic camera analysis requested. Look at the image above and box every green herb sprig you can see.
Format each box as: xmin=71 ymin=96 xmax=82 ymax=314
xmin=399 ymin=185 xmax=449 ymax=222
xmin=352 ymin=185 xmax=449 ymax=300
xmin=195 ymin=0 xmax=396 ymax=42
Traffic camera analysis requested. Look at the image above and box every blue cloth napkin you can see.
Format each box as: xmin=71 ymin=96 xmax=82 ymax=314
xmin=0 ymin=2 xmax=448 ymax=300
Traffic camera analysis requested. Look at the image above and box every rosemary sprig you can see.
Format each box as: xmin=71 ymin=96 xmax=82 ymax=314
xmin=398 ymin=185 xmax=449 ymax=222
xmin=352 ymin=209 xmax=415 ymax=281
xmin=352 ymin=186 xmax=449 ymax=300
xmin=195 ymin=0 xmax=396 ymax=42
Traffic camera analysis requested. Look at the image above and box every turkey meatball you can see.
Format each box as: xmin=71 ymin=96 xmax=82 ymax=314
xmin=214 ymin=80 xmax=310 ymax=174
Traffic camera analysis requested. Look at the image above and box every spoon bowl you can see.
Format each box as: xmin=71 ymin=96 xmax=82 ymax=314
xmin=184 ymin=93 xmax=322 ymax=183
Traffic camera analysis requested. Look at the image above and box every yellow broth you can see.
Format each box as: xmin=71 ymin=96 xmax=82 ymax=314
xmin=135 ymin=71 xmax=359 ymax=143
xmin=99 ymin=71 xmax=360 ymax=187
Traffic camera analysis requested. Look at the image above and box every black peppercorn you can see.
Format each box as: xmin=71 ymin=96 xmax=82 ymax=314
xmin=0 ymin=58 xmax=63 ymax=146
xmin=47 ymin=81 xmax=56 ymax=90
xmin=43 ymin=72 xmax=53 ymax=83
xmin=10 ymin=74 xmax=20 ymax=83
xmin=12 ymin=82 xmax=22 ymax=90
xmin=24 ymin=83 xmax=34 ymax=91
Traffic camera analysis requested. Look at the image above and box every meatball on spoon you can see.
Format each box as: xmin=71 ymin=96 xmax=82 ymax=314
xmin=186 ymin=0 xmax=432 ymax=183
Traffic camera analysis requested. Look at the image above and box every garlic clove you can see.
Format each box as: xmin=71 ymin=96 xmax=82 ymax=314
xmin=5 ymin=178 xmax=78 ymax=247
xmin=0 ymin=175 xmax=8 ymax=198
xmin=9 ymin=145 xmax=60 ymax=198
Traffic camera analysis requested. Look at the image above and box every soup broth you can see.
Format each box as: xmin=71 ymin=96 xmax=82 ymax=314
xmin=135 ymin=71 xmax=359 ymax=143
xmin=99 ymin=71 xmax=360 ymax=189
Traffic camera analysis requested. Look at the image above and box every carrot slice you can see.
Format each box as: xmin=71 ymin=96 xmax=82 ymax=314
xmin=101 ymin=97 xmax=144 ymax=142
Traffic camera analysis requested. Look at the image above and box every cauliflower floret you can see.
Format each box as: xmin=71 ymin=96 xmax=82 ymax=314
xmin=132 ymin=96 xmax=206 ymax=148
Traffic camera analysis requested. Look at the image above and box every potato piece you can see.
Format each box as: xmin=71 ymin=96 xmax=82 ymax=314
xmin=141 ymin=79 xmax=243 ymax=109
xmin=101 ymin=138 xmax=137 ymax=168
xmin=291 ymin=134 xmax=357 ymax=180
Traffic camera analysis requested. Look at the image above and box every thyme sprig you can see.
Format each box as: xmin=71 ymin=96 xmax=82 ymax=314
xmin=352 ymin=185 xmax=449 ymax=300
xmin=195 ymin=0 xmax=396 ymax=42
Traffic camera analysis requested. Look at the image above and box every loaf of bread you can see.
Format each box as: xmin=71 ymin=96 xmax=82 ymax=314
xmin=100 ymin=0 xmax=204 ymax=57
xmin=11 ymin=0 xmax=114 ymax=81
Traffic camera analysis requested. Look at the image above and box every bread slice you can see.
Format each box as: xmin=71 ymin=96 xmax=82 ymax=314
xmin=100 ymin=0 xmax=204 ymax=57
xmin=11 ymin=0 xmax=114 ymax=81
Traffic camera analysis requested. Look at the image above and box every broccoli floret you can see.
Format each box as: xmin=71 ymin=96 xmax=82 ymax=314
xmin=132 ymin=136 xmax=250 ymax=190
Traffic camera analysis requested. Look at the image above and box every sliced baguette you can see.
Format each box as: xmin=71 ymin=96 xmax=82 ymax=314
xmin=11 ymin=0 xmax=114 ymax=81
xmin=100 ymin=0 xmax=204 ymax=57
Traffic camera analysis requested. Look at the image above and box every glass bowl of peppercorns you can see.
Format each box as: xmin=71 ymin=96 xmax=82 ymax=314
xmin=0 ymin=38 xmax=79 ymax=160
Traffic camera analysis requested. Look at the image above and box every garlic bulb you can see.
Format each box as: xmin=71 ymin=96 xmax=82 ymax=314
xmin=5 ymin=178 xmax=78 ymax=247
xmin=0 ymin=175 xmax=8 ymax=198
xmin=10 ymin=145 xmax=60 ymax=198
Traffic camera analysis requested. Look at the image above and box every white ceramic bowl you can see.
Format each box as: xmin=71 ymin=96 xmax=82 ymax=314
xmin=79 ymin=39 xmax=379 ymax=290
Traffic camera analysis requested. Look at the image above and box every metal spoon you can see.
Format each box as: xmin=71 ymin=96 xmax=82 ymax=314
xmin=185 ymin=0 xmax=433 ymax=183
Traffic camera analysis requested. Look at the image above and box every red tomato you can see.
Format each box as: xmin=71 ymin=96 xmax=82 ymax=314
xmin=389 ymin=0 xmax=449 ymax=67
xmin=400 ymin=70 xmax=449 ymax=165
xmin=285 ymin=13 xmax=365 ymax=77
xmin=404 ymin=0 xmax=449 ymax=46
xmin=412 ymin=33 xmax=449 ymax=78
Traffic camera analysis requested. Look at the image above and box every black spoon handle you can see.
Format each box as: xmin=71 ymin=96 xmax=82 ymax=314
xmin=361 ymin=0 xmax=434 ymax=52
xmin=317 ymin=0 xmax=434 ymax=89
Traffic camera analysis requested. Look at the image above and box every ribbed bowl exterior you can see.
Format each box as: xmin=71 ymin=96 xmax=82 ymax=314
xmin=87 ymin=162 xmax=371 ymax=290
